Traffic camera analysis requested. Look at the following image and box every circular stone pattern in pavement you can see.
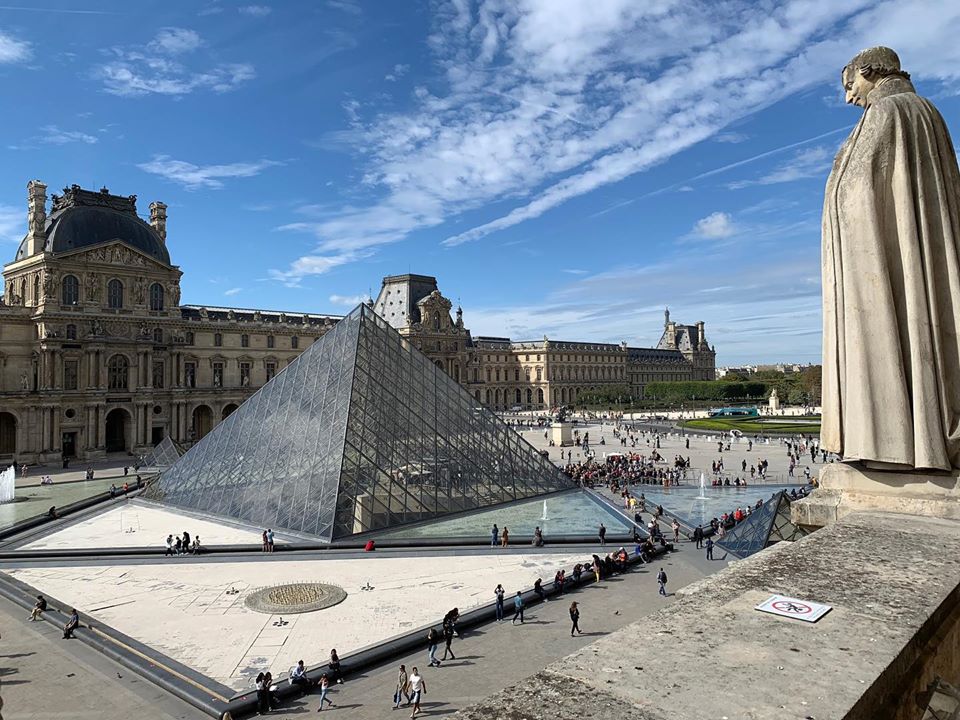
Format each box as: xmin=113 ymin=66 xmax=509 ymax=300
xmin=244 ymin=582 xmax=347 ymax=614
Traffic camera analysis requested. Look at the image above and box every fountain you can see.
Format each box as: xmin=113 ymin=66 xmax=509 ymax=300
xmin=0 ymin=464 xmax=15 ymax=504
xmin=696 ymin=472 xmax=707 ymax=501
xmin=540 ymin=500 xmax=548 ymax=522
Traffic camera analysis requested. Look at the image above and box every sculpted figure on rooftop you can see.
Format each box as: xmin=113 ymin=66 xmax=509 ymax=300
xmin=821 ymin=47 xmax=960 ymax=471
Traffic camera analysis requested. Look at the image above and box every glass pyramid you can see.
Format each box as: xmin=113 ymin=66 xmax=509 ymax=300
xmin=146 ymin=304 xmax=572 ymax=541
xmin=139 ymin=436 xmax=183 ymax=472
xmin=717 ymin=491 xmax=808 ymax=558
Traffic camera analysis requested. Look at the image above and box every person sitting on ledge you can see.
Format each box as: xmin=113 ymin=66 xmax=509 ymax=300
xmin=62 ymin=608 xmax=79 ymax=639
xmin=191 ymin=536 xmax=202 ymax=555
xmin=532 ymin=526 xmax=544 ymax=547
xmin=328 ymin=648 xmax=344 ymax=683
xmin=29 ymin=594 xmax=47 ymax=622
xmin=47 ymin=506 xmax=58 ymax=519
xmin=109 ymin=484 xmax=118 ymax=498
xmin=289 ymin=659 xmax=313 ymax=690
xmin=364 ymin=539 xmax=376 ymax=552
xmin=572 ymin=563 xmax=583 ymax=583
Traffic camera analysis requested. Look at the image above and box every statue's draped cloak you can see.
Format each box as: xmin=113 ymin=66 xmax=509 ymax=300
xmin=822 ymin=76 xmax=960 ymax=470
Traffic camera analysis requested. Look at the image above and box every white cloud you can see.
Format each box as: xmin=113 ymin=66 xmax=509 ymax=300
xmin=39 ymin=125 xmax=98 ymax=145
xmin=224 ymin=287 xmax=242 ymax=296
xmin=148 ymin=28 xmax=202 ymax=55
xmin=715 ymin=132 xmax=749 ymax=144
xmin=239 ymin=5 xmax=272 ymax=16
xmin=137 ymin=155 xmax=282 ymax=189
xmin=562 ymin=268 xmax=588 ymax=275
xmin=0 ymin=30 xmax=30 ymax=63
xmin=384 ymin=63 xmax=410 ymax=82
xmin=0 ymin=204 xmax=24 ymax=243
xmin=692 ymin=211 xmax=736 ymax=240
xmin=272 ymin=0 xmax=960 ymax=280
xmin=268 ymin=251 xmax=361 ymax=287
xmin=97 ymin=29 xmax=254 ymax=97
xmin=728 ymin=145 xmax=834 ymax=189
xmin=329 ymin=293 xmax=370 ymax=306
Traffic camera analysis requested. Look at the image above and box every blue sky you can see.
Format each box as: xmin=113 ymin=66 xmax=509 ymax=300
xmin=2 ymin=1 xmax=960 ymax=365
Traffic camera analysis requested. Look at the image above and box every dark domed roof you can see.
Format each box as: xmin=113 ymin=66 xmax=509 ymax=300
xmin=15 ymin=185 xmax=170 ymax=265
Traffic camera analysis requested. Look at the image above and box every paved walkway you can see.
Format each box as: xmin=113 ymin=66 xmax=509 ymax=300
xmin=0 ymin=539 xmax=726 ymax=719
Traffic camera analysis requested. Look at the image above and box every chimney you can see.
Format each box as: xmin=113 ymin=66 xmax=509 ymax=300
xmin=25 ymin=180 xmax=47 ymax=256
xmin=697 ymin=320 xmax=706 ymax=349
xmin=149 ymin=201 xmax=167 ymax=242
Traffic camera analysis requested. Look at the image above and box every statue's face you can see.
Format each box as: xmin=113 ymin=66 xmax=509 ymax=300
xmin=843 ymin=66 xmax=875 ymax=108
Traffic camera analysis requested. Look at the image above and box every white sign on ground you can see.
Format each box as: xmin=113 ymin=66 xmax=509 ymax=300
xmin=755 ymin=594 xmax=832 ymax=623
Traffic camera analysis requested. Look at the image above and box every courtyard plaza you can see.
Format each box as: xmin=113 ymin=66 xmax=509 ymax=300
xmin=0 ymin=522 xmax=726 ymax=719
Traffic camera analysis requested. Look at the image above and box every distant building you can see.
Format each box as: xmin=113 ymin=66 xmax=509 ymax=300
xmin=373 ymin=276 xmax=716 ymax=411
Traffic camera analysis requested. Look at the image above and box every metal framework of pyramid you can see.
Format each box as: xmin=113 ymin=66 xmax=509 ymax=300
xmin=717 ymin=491 xmax=808 ymax=558
xmin=146 ymin=304 xmax=572 ymax=541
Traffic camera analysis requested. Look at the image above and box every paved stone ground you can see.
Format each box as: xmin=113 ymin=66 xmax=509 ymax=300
xmin=0 ymin=539 xmax=726 ymax=719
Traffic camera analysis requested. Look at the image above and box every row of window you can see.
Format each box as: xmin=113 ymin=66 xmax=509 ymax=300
xmin=209 ymin=333 xmax=299 ymax=349
xmin=61 ymin=356 xmax=281 ymax=392
xmin=61 ymin=275 xmax=166 ymax=311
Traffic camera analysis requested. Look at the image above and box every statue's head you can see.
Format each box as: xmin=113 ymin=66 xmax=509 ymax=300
xmin=842 ymin=46 xmax=910 ymax=108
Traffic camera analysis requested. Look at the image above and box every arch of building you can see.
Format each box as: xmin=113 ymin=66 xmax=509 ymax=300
xmin=0 ymin=411 xmax=19 ymax=457
xmin=104 ymin=407 xmax=132 ymax=453
xmin=192 ymin=404 xmax=214 ymax=441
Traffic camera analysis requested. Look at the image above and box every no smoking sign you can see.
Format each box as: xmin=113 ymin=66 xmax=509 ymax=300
xmin=756 ymin=594 xmax=832 ymax=623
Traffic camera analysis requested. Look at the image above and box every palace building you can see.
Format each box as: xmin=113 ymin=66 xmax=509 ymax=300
xmin=0 ymin=181 xmax=714 ymax=464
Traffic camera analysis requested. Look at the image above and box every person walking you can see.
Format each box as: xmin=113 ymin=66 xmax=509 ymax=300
xmin=317 ymin=673 xmax=333 ymax=711
xmin=426 ymin=627 xmax=441 ymax=667
xmin=693 ymin=525 xmax=703 ymax=549
xmin=441 ymin=620 xmax=456 ymax=661
xmin=598 ymin=523 xmax=607 ymax=546
xmin=501 ymin=526 xmax=509 ymax=548
xmin=569 ymin=601 xmax=581 ymax=636
xmin=394 ymin=664 xmax=411 ymax=709
xmin=494 ymin=583 xmax=505 ymax=621
xmin=657 ymin=568 xmax=668 ymax=596
xmin=706 ymin=537 xmax=714 ymax=561
xmin=671 ymin=519 xmax=681 ymax=543
xmin=511 ymin=591 xmax=524 ymax=624
xmin=408 ymin=667 xmax=426 ymax=719
xmin=490 ymin=524 xmax=499 ymax=547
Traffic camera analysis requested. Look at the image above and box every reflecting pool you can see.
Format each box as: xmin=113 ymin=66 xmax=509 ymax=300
xmin=0 ymin=477 xmax=118 ymax=528
xmin=614 ymin=483 xmax=806 ymax=528
xmin=380 ymin=491 xmax=632 ymax=539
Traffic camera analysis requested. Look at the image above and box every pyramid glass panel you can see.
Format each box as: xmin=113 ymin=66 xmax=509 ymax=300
xmin=718 ymin=491 xmax=807 ymax=558
xmin=139 ymin=435 xmax=183 ymax=471
xmin=147 ymin=304 xmax=571 ymax=541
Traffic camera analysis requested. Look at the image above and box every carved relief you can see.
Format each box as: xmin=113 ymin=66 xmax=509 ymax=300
xmin=86 ymin=273 xmax=101 ymax=302
xmin=134 ymin=276 xmax=146 ymax=304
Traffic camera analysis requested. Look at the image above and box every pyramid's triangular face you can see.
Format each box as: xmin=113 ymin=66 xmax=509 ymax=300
xmin=718 ymin=491 xmax=809 ymax=558
xmin=147 ymin=305 xmax=570 ymax=541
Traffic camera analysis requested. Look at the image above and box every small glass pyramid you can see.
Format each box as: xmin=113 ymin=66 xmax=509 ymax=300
xmin=139 ymin=435 xmax=183 ymax=471
xmin=717 ymin=491 xmax=808 ymax=558
xmin=146 ymin=304 xmax=571 ymax=540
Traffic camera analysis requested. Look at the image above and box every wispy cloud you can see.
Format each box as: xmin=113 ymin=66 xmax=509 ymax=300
xmin=715 ymin=132 xmax=749 ymax=144
xmin=224 ymin=287 xmax=242 ymax=296
xmin=727 ymin=145 xmax=834 ymax=189
xmin=269 ymin=250 xmax=362 ymax=287
xmin=97 ymin=27 xmax=254 ymax=96
xmin=0 ymin=5 xmax=117 ymax=14
xmin=238 ymin=5 xmax=271 ymax=17
xmin=39 ymin=125 xmax=98 ymax=145
xmin=329 ymin=293 xmax=370 ymax=306
xmin=0 ymin=29 xmax=30 ymax=63
xmin=137 ymin=155 xmax=282 ymax=189
xmin=326 ymin=0 xmax=361 ymax=15
xmin=0 ymin=204 xmax=23 ymax=243
xmin=272 ymin=0 xmax=960 ymax=282
xmin=384 ymin=63 xmax=409 ymax=82
xmin=562 ymin=268 xmax=588 ymax=275
xmin=148 ymin=27 xmax=201 ymax=54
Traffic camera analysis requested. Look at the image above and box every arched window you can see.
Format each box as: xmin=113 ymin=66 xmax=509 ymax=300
xmin=62 ymin=275 xmax=80 ymax=305
xmin=537 ymin=388 xmax=544 ymax=404
xmin=526 ymin=388 xmax=533 ymax=404
xmin=66 ymin=323 xmax=77 ymax=340
xmin=149 ymin=283 xmax=164 ymax=311
xmin=152 ymin=328 xmax=163 ymax=344
xmin=107 ymin=279 xmax=123 ymax=309
xmin=108 ymin=355 xmax=129 ymax=390
xmin=214 ymin=333 xmax=222 ymax=347
xmin=267 ymin=335 xmax=275 ymax=349
xmin=33 ymin=274 xmax=40 ymax=304
xmin=515 ymin=388 xmax=522 ymax=404
xmin=514 ymin=369 xmax=520 ymax=382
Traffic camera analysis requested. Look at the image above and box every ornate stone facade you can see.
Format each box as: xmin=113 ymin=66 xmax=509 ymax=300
xmin=373 ymin=274 xmax=716 ymax=412
xmin=0 ymin=182 xmax=339 ymax=463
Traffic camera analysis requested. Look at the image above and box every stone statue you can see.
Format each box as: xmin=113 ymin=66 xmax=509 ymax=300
xmin=134 ymin=277 xmax=146 ymax=305
xmin=86 ymin=274 xmax=100 ymax=302
xmin=42 ymin=270 xmax=54 ymax=299
xmin=822 ymin=47 xmax=960 ymax=471
xmin=169 ymin=283 xmax=181 ymax=306
xmin=20 ymin=371 xmax=29 ymax=391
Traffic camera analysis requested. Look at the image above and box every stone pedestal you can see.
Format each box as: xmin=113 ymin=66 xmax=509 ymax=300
xmin=550 ymin=422 xmax=573 ymax=447
xmin=792 ymin=462 xmax=960 ymax=530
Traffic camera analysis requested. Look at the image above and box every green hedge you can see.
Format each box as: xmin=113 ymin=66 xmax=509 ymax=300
xmin=644 ymin=380 xmax=769 ymax=404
